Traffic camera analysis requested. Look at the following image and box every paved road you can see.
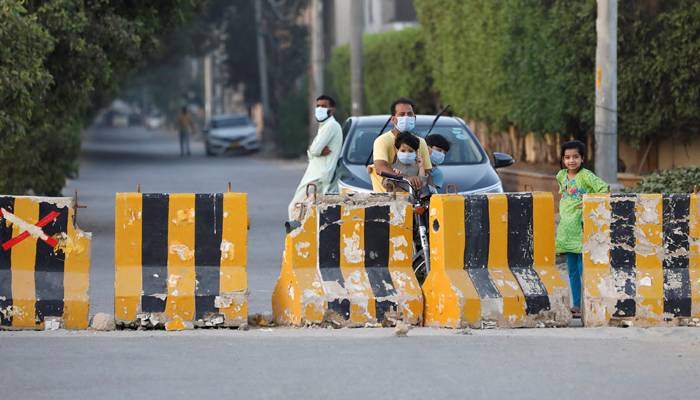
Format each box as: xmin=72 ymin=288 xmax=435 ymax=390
xmin=64 ymin=126 xmax=305 ymax=315
xmin=3 ymin=126 xmax=700 ymax=399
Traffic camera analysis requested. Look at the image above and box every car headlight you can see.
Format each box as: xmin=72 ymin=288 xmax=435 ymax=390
xmin=459 ymin=181 xmax=503 ymax=195
xmin=338 ymin=179 xmax=374 ymax=194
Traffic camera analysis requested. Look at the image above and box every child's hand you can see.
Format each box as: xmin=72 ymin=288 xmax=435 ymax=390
xmin=392 ymin=168 xmax=402 ymax=176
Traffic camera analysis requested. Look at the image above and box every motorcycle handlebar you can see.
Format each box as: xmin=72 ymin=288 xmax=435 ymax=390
xmin=378 ymin=171 xmax=403 ymax=181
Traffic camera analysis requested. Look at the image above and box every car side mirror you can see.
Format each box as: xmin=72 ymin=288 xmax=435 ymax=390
xmin=493 ymin=152 xmax=515 ymax=169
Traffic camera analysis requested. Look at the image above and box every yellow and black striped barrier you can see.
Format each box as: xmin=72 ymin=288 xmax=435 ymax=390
xmin=423 ymin=192 xmax=571 ymax=328
xmin=0 ymin=196 xmax=91 ymax=330
xmin=272 ymin=194 xmax=423 ymax=326
xmin=583 ymin=193 xmax=700 ymax=327
xmin=115 ymin=192 xmax=248 ymax=330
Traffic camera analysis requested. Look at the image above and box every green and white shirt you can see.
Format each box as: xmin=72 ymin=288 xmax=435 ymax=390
xmin=555 ymin=168 xmax=609 ymax=254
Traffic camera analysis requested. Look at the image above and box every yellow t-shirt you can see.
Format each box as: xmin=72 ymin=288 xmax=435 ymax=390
xmin=370 ymin=131 xmax=432 ymax=192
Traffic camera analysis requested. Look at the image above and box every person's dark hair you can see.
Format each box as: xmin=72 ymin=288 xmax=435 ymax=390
xmin=560 ymin=140 xmax=586 ymax=170
xmin=316 ymin=94 xmax=336 ymax=108
xmin=390 ymin=97 xmax=416 ymax=115
xmin=181 ymin=106 xmax=188 ymax=113
xmin=426 ymin=134 xmax=451 ymax=152
xmin=394 ymin=132 xmax=420 ymax=151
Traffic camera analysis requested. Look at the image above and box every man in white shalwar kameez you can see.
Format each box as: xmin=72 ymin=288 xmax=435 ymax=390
xmin=288 ymin=95 xmax=343 ymax=220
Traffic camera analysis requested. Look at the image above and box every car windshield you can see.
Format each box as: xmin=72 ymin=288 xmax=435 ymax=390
xmin=345 ymin=122 xmax=485 ymax=165
xmin=211 ymin=116 xmax=250 ymax=128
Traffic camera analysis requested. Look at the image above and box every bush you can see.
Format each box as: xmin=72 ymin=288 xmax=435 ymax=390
xmin=414 ymin=0 xmax=700 ymax=142
xmin=326 ymin=27 xmax=438 ymax=120
xmin=629 ymin=167 xmax=700 ymax=193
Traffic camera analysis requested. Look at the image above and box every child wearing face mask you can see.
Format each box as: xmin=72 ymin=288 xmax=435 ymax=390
xmin=425 ymin=134 xmax=451 ymax=191
xmin=556 ymin=140 xmax=608 ymax=318
xmin=382 ymin=132 xmax=426 ymax=192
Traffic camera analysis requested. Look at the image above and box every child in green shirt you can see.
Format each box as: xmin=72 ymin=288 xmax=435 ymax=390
xmin=555 ymin=140 xmax=609 ymax=317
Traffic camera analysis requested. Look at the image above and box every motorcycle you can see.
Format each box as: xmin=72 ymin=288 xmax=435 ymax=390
xmin=377 ymin=171 xmax=433 ymax=284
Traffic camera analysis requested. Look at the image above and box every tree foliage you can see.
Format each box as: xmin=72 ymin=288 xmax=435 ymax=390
xmin=0 ymin=0 xmax=201 ymax=195
xmin=411 ymin=0 xmax=700 ymax=144
xmin=326 ymin=27 xmax=438 ymax=120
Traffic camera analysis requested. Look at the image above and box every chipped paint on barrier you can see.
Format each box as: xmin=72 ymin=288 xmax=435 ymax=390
xmin=583 ymin=201 xmax=612 ymax=265
xmin=390 ymin=271 xmax=416 ymax=290
xmin=272 ymin=193 xmax=422 ymax=326
xmin=390 ymin=236 xmax=408 ymax=261
xmin=389 ymin=202 xmax=407 ymax=226
xmin=0 ymin=195 xmax=92 ymax=330
xmin=115 ymin=192 xmax=248 ymax=329
xmin=220 ymin=239 xmax=235 ymax=260
xmin=295 ymin=241 xmax=310 ymax=258
xmin=423 ymin=192 xmax=571 ymax=329
xmin=169 ymin=243 xmax=194 ymax=261
xmin=6 ymin=195 xmax=75 ymax=209
xmin=342 ymin=232 xmax=364 ymax=264
xmin=582 ymin=193 xmax=700 ymax=326
xmin=172 ymin=208 xmax=195 ymax=224
xmin=303 ymin=288 xmax=323 ymax=303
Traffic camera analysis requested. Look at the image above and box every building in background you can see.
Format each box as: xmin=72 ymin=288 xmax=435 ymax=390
xmin=326 ymin=0 xmax=417 ymax=49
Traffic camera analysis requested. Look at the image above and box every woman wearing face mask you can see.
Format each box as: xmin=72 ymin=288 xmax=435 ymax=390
xmin=382 ymin=132 xmax=427 ymax=192
xmin=425 ymin=134 xmax=451 ymax=191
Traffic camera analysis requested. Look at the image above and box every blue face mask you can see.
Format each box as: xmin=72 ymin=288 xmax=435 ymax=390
xmin=395 ymin=116 xmax=416 ymax=132
xmin=397 ymin=151 xmax=417 ymax=165
xmin=430 ymin=150 xmax=445 ymax=165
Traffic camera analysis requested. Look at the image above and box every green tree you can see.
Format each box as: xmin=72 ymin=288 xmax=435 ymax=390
xmin=0 ymin=0 xmax=202 ymax=195
xmin=326 ymin=27 xmax=438 ymax=120
xmin=414 ymin=0 xmax=700 ymax=145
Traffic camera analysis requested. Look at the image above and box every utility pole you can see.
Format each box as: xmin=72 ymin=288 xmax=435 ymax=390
xmin=350 ymin=0 xmax=364 ymax=115
xmin=309 ymin=0 xmax=325 ymax=142
xmin=255 ymin=0 xmax=273 ymax=151
xmin=594 ymin=0 xmax=619 ymax=187
xmin=213 ymin=50 xmax=223 ymax=115
xmin=203 ymin=54 xmax=213 ymax=124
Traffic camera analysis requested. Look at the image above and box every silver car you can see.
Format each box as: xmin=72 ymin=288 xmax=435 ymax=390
xmin=204 ymin=114 xmax=259 ymax=156
xmin=335 ymin=115 xmax=514 ymax=194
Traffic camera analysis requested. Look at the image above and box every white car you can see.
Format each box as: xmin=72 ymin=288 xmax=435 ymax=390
xmin=204 ymin=114 xmax=259 ymax=156
xmin=144 ymin=114 xmax=164 ymax=130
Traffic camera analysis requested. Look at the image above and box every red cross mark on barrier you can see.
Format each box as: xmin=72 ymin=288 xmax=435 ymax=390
xmin=0 ymin=208 xmax=60 ymax=251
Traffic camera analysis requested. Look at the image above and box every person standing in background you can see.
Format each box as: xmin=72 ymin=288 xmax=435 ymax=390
xmin=176 ymin=106 xmax=195 ymax=157
xmin=287 ymin=95 xmax=342 ymax=220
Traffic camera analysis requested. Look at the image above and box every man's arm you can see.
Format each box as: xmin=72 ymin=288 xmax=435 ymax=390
xmin=374 ymin=160 xmax=423 ymax=189
xmin=308 ymin=127 xmax=332 ymax=157
xmin=372 ymin=137 xmax=394 ymax=175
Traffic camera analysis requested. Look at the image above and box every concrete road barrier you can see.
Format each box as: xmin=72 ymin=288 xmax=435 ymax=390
xmin=272 ymin=193 xmax=423 ymax=326
xmin=423 ymin=192 xmax=571 ymax=328
xmin=0 ymin=196 xmax=91 ymax=330
xmin=115 ymin=192 xmax=248 ymax=330
xmin=582 ymin=193 xmax=700 ymax=327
